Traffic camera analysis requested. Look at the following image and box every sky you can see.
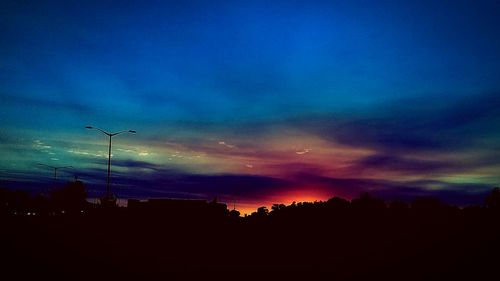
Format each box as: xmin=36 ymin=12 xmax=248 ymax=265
xmin=1 ymin=0 xmax=500 ymax=213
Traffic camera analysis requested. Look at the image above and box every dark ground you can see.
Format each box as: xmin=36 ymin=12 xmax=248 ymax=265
xmin=2 ymin=202 xmax=500 ymax=281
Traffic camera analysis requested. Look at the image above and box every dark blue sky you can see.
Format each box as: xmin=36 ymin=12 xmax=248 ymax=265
xmin=1 ymin=0 xmax=500 ymax=211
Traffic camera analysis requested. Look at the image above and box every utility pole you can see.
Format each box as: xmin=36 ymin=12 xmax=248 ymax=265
xmin=85 ymin=126 xmax=136 ymax=207
xmin=37 ymin=164 xmax=73 ymax=180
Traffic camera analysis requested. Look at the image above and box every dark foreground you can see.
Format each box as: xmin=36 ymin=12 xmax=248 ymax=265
xmin=2 ymin=199 xmax=500 ymax=281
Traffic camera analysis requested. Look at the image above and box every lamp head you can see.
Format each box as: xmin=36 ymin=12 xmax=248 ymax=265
xmin=129 ymin=130 xmax=136 ymax=133
xmin=85 ymin=126 xmax=93 ymax=129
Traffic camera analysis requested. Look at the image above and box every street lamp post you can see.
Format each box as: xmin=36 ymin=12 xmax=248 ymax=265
xmin=85 ymin=126 xmax=136 ymax=206
xmin=37 ymin=164 xmax=73 ymax=180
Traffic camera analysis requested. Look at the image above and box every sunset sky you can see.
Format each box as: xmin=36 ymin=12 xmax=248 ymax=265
xmin=1 ymin=0 xmax=500 ymax=213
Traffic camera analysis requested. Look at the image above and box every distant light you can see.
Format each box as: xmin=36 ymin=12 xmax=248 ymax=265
xmin=27 ymin=212 xmax=31 ymax=216
xmin=61 ymin=210 xmax=65 ymax=214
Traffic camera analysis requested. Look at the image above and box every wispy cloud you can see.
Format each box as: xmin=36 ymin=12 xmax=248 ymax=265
xmin=218 ymin=141 xmax=236 ymax=148
xmin=295 ymin=148 xmax=312 ymax=155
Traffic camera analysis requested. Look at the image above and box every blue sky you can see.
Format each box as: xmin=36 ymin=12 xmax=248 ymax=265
xmin=1 ymin=0 xmax=500 ymax=211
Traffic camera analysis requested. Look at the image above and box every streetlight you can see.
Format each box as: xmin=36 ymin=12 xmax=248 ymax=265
xmin=85 ymin=125 xmax=136 ymax=206
xmin=37 ymin=163 xmax=73 ymax=180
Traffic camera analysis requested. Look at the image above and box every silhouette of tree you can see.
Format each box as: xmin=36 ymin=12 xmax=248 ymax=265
xmin=1 ymin=189 xmax=31 ymax=215
xmin=0 ymin=188 xmax=11 ymax=215
xmin=50 ymin=179 xmax=87 ymax=214
xmin=326 ymin=196 xmax=350 ymax=209
xmin=411 ymin=197 xmax=446 ymax=211
xmin=271 ymin=203 xmax=286 ymax=213
xmin=32 ymin=194 xmax=50 ymax=215
xmin=229 ymin=209 xmax=240 ymax=218
xmin=486 ymin=187 xmax=500 ymax=209
xmin=351 ymin=193 xmax=386 ymax=210
xmin=389 ymin=200 xmax=409 ymax=211
xmin=250 ymin=206 xmax=269 ymax=218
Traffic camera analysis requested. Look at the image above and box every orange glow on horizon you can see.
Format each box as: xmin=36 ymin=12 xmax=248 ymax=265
xmin=273 ymin=187 xmax=334 ymax=205
xmin=232 ymin=186 xmax=336 ymax=215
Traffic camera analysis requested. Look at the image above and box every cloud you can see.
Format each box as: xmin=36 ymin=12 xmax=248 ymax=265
xmin=292 ymin=174 xmax=493 ymax=205
xmin=79 ymin=157 xmax=496 ymax=204
xmin=33 ymin=140 xmax=52 ymax=151
xmin=348 ymin=150 xmax=500 ymax=176
xmin=295 ymin=148 xmax=312 ymax=155
xmin=218 ymin=141 xmax=236 ymax=148
xmin=351 ymin=154 xmax=455 ymax=174
xmin=1 ymin=93 xmax=92 ymax=114
xmin=144 ymin=92 xmax=500 ymax=162
xmin=89 ymin=159 xmax=166 ymax=171
xmin=4 ymin=158 xmax=495 ymax=207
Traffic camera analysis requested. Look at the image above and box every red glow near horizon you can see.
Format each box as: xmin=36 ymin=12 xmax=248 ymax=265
xmin=233 ymin=185 xmax=337 ymax=215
